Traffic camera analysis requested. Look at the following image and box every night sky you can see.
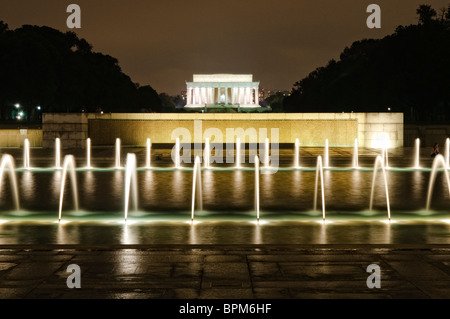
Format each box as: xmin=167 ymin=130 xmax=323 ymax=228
xmin=1 ymin=0 xmax=448 ymax=95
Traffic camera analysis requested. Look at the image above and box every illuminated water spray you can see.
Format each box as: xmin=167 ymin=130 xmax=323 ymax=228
xmin=124 ymin=153 xmax=138 ymax=222
xmin=381 ymin=146 xmax=389 ymax=168
xmin=414 ymin=138 xmax=420 ymax=169
xmin=0 ymin=154 xmax=20 ymax=211
xmin=146 ymin=138 xmax=151 ymax=168
xmin=313 ymin=156 xmax=326 ymax=221
xmin=369 ymin=155 xmax=391 ymax=221
xmin=175 ymin=138 xmax=181 ymax=168
xmin=86 ymin=138 xmax=91 ymax=169
xmin=426 ymin=154 xmax=450 ymax=211
xmin=115 ymin=138 xmax=121 ymax=168
xmin=55 ymin=138 xmax=61 ymax=169
xmin=191 ymin=156 xmax=202 ymax=222
xmin=58 ymin=155 xmax=79 ymax=222
xmin=255 ymin=155 xmax=260 ymax=222
xmin=294 ymin=138 xmax=300 ymax=168
xmin=352 ymin=138 xmax=359 ymax=169
xmin=236 ymin=138 xmax=241 ymax=169
xmin=264 ymin=138 xmax=270 ymax=168
xmin=204 ymin=138 xmax=210 ymax=168
xmin=324 ymin=139 xmax=329 ymax=168
xmin=445 ymin=138 xmax=449 ymax=169
xmin=23 ymin=138 xmax=30 ymax=169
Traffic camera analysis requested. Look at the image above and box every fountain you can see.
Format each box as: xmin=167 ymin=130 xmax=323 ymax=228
xmin=294 ymin=138 xmax=300 ymax=168
xmin=191 ymin=156 xmax=202 ymax=221
xmin=313 ymin=156 xmax=326 ymax=221
xmin=255 ymin=155 xmax=260 ymax=222
xmin=236 ymin=138 xmax=241 ymax=169
xmin=124 ymin=153 xmax=138 ymax=222
xmin=426 ymin=154 xmax=450 ymax=211
xmin=115 ymin=138 xmax=121 ymax=168
xmin=86 ymin=138 xmax=92 ymax=169
xmin=55 ymin=138 xmax=61 ymax=169
xmin=175 ymin=137 xmax=181 ymax=168
xmin=0 ymin=154 xmax=20 ymax=211
xmin=352 ymin=138 xmax=359 ymax=169
xmin=369 ymin=155 xmax=391 ymax=220
xmin=146 ymin=138 xmax=151 ymax=168
xmin=204 ymin=138 xmax=210 ymax=168
xmin=23 ymin=138 xmax=30 ymax=169
xmin=264 ymin=138 xmax=270 ymax=168
xmin=414 ymin=138 xmax=420 ymax=169
xmin=381 ymin=146 xmax=389 ymax=168
xmin=58 ymin=155 xmax=79 ymax=222
xmin=324 ymin=139 xmax=329 ymax=168
xmin=445 ymin=138 xmax=449 ymax=169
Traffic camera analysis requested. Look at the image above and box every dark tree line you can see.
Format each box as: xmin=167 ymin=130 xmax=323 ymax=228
xmin=0 ymin=22 xmax=164 ymax=121
xmin=283 ymin=4 xmax=450 ymax=123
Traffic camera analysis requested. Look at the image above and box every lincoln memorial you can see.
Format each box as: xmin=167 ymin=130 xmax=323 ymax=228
xmin=184 ymin=74 xmax=260 ymax=108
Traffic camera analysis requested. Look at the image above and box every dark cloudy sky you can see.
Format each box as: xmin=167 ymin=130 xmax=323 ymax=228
xmin=1 ymin=0 xmax=448 ymax=95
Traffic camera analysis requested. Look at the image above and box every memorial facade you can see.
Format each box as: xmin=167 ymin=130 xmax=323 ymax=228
xmin=185 ymin=74 xmax=260 ymax=108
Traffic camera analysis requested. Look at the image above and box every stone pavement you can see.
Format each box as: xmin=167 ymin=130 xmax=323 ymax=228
xmin=1 ymin=244 xmax=450 ymax=299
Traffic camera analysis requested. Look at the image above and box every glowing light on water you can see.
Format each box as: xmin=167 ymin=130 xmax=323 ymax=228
xmin=204 ymin=138 xmax=210 ymax=168
xmin=352 ymin=138 xmax=359 ymax=169
xmin=414 ymin=138 xmax=420 ymax=169
xmin=124 ymin=153 xmax=138 ymax=222
xmin=58 ymin=155 xmax=79 ymax=222
xmin=426 ymin=154 xmax=450 ymax=211
xmin=191 ymin=156 xmax=202 ymax=222
xmin=115 ymin=138 xmax=121 ymax=168
xmin=55 ymin=138 xmax=61 ymax=169
xmin=86 ymin=138 xmax=91 ymax=169
xmin=313 ymin=156 xmax=326 ymax=221
xmin=369 ymin=155 xmax=391 ymax=221
xmin=324 ymin=139 xmax=329 ymax=168
xmin=264 ymin=138 xmax=270 ymax=168
xmin=236 ymin=138 xmax=241 ymax=169
xmin=0 ymin=154 xmax=20 ymax=211
xmin=294 ymin=138 xmax=300 ymax=168
xmin=146 ymin=138 xmax=151 ymax=168
xmin=175 ymin=138 xmax=181 ymax=168
xmin=23 ymin=138 xmax=30 ymax=169
xmin=255 ymin=155 xmax=260 ymax=222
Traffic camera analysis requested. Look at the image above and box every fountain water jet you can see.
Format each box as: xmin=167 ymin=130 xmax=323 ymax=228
xmin=55 ymin=138 xmax=61 ymax=169
xmin=255 ymin=155 xmax=260 ymax=222
xmin=124 ymin=153 xmax=138 ymax=222
xmin=58 ymin=155 xmax=79 ymax=222
xmin=426 ymin=154 xmax=450 ymax=211
xmin=313 ymin=156 xmax=326 ymax=221
xmin=369 ymin=155 xmax=391 ymax=220
xmin=381 ymin=146 xmax=389 ymax=168
xmin=445 ymin=138 xmax=449 ymax=169
xmin=236 ymin=138 xmax=241 ymax=169
xmin=191 ymin=156 xmax=202 ymax=222
xmin=23 ymin=138 xmax=30 ymax=169
xmin=294 ymin=138 xmax=300 ymax=168
xmin=264 ymin=138 xmax=270 ymax=168
xmin=352 ymin=138 xmax=359 ymax=169
xmin=324 ymin=139 xmax=329 ymax=168
xmin=204 ymin=138 xmax=210 ymax=168
xmin=175 ymin=138 xmax=181 ymax=168
xmin=146 ymin=138 xmax=151 ymax=168
xmin=115 ymin=138 xmax=121 ymax=168
xmin=0 ymin=154 xmax=20 ymax=211
xmin=86 ymin=138 xmax=91 ymax=169
xmin=414 ymin=138 xmax=420 ymax=169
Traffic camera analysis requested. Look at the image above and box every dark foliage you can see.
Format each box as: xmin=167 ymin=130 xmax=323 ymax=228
xmin=284 ymin=5 xmax=450 ymax=123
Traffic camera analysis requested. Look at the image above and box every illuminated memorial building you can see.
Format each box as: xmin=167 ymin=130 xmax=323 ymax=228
xmin=184 ymin=74 xmax=263 ymax=111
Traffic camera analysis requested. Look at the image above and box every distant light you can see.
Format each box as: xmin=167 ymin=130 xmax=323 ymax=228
xmin=387 ymin=107 xmax=391 ymax=111
xmin=37 ymin=106 xmax=41 ymax=110
xmin=15 ymin=104 xmax=20 ymax=108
